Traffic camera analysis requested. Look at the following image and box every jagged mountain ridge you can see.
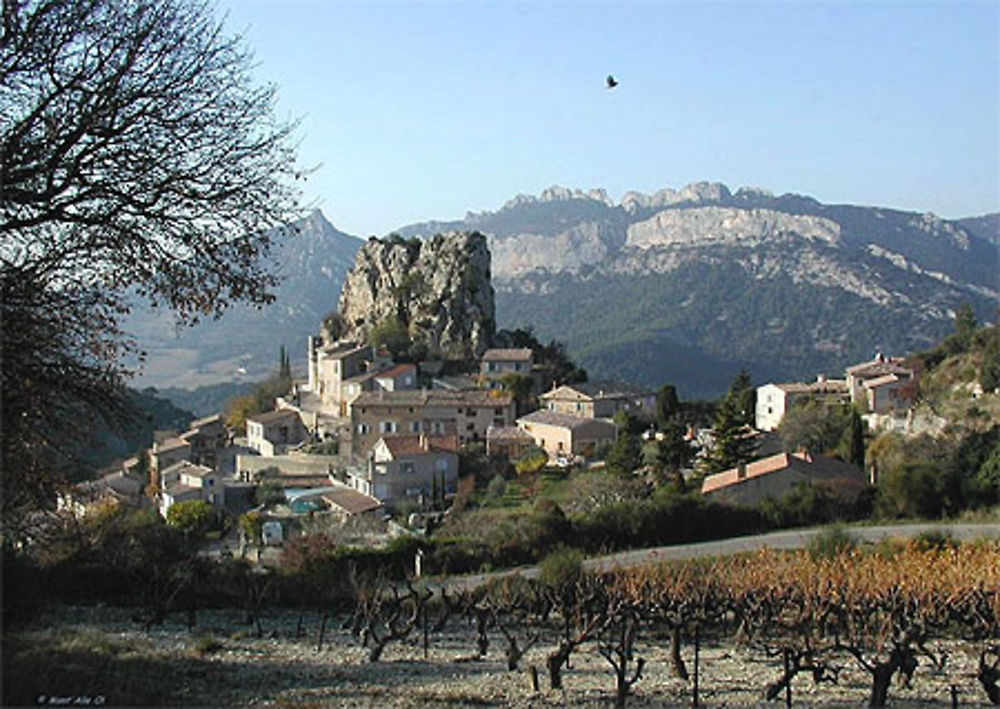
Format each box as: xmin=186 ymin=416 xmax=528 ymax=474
xmin=128 ymin=209 xmax=363 ymax=389
xmin=397 ymin=182 xmax=998 ymax=397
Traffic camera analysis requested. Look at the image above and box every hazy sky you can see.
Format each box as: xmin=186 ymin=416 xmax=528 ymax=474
xmin=222 ymin=0 xmax=999 ymax=236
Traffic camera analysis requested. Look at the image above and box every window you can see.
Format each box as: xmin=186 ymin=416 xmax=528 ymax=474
xmin=494 ymin=407 xmax=503 ymax=415
xmin=380 ymin=421 xmax=398 ymax=434
xmin=401 ymin=462 xmax=415 ymax=475
xmin=411 ymin=421 xmax=422 ymax=433
xmin=357 ymin=423 xmax=370 ymax=434
xmin=435 ymin=459 xmax=448 ymax=472
xmin=466 ymin=423 xmax=475 ymax=432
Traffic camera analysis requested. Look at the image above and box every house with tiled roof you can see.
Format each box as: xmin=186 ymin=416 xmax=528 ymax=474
xmin=701 ymin=450 xmax=869 ymax=507
xmin=246 ymin=408 xmax=308 ymax=456
xmin=480 ymin=348 xmax=534 ymax=387
xmin=755 ymin=378 xmax=849 ymax=431
xmin=57 ymin=469 xmax=146 ymax=517
xmin=516 ymin=409 xmax=617 ymax=459
xmin=149 ymin=435 xmax=191 ymax=489
xmin=353 ymin=433 xmax=460 ymax=503
xmin=540 ymin=382 xmax=655 ymax=421
xmin=348 ymin=389 xmax=515 ymax=458
xmin=486 ymin=425 xmax=536 ymax=459
xmin=845 ymin=353 xmax=915 ymax=412
xmin=158 ymin=460 xmax=222 ymax=517
xmin=179 ymin=413 xmax=228 ymax=468
xmin=321 ymin=487 xmax=383 ymax=520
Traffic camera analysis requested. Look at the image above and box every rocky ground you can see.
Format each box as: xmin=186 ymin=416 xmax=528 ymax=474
xmin=5 ymin=604 xmax=995 ymax=708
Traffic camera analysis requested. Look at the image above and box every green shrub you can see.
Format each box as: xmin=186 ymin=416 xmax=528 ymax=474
xmin=538 ymin=547 xmax=584 ymax=589
xmin=515 ymin=446 xmax=548 ymax=476
xmin=912 ymin=529 xmax=959 ymax=551
xmin=485 ymin=474 xmax=507 ymax=501
xmin=807 ymin=525 xmax=857 ymax=559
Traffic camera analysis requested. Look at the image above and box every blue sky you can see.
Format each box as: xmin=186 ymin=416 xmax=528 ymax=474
xmin=222 ymin=0 xmax=999 ymax=236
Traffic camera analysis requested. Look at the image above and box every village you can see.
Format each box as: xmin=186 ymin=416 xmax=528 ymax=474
xmin=59 ymin=304 xmax=934 ymax=564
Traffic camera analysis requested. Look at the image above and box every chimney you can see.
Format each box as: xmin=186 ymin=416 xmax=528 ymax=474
xmin=737 ymin=464 xmax=747 ymax=480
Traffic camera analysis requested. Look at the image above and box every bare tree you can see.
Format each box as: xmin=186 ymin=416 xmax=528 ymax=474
xmin=1 ymin=0 xmax=304 ymax=536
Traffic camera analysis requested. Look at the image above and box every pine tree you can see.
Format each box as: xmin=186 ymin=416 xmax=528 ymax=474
xmin=606 ymin=431 xmax=643 ymax=477
xmin=846 ymin=410 xmax=865 ymax=468
xmin=705 ymin=395 xmax=757 ymax=475
xmin=655 ymin=384 xmax=680 ymax=430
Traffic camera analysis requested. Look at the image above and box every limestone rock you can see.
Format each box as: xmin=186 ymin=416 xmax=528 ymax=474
xmin=626 ymin=206 xmax=842 ymax=249
xmin=337 ymin=232 xmax=495 ymax=360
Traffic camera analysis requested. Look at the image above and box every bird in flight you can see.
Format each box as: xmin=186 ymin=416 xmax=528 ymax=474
xmin=606 ymin=74 xmax=618 ymax=89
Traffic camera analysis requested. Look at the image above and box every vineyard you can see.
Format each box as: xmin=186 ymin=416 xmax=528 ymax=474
xmin=5 ymin=541 xmax=1000 ymax=707
xmin=341 ymin=542 xmax=1000 ymax=708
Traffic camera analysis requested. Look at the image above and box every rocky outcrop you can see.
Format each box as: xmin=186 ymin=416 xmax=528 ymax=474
xmin=337 ymin=232 xmax=495 ymax=360
xmin=626 ymin=206 xmax=842 ymax=249
xmin=488 ymin=221 xmax=621 ymax=279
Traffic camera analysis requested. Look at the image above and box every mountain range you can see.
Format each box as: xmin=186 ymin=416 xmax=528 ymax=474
xmin=127 ymin=209 xmax=362 ymax=389
xmin=129 ymin=185 xmax=999 ymax=400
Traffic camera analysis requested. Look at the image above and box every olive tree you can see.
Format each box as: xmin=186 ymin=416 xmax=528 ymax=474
xmin=1 ymin=0 xmax=304 ymax=537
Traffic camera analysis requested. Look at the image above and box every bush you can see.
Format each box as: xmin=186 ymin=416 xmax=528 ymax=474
xmin=538 ymin=547 xmax=584 ymax=590
xmin=485 ymin=474 xmax=507 ymax=501
xmin=807 ymin=525 xmax=857 ymax=559
xmin=912 ymin=529 xmax=959 ymax=551
xmin=515 ymin=446 xmax=548 ymax=476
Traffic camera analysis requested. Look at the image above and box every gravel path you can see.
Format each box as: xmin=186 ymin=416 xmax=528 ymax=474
xmin=440 ymin=522 xmax=1000 ymax=591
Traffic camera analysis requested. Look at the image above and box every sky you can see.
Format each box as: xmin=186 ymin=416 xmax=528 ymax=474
xmin=221 ymin=0 xmax=1000 ymax=237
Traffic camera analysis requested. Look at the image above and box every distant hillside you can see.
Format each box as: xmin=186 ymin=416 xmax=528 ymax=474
xmin=399 ymin=183 xmax=999 ymax=397
xmin=75 ymin=388 xmax=194 ymax=479
xmin=126 ymin=210 xmax=362 ymax=389
xmin=959 ymin=213 xmax=1000 ymax=245
xmin=125 ymin=187 xmax=997 ymax=400
xmin=155 ymin=380 xmax=258 ymax=418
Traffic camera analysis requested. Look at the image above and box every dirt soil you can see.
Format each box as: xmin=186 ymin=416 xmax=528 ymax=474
xmin=4 ymin=604 xmax=994 ymax=707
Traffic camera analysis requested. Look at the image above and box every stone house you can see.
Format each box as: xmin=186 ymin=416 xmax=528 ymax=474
xmin=480 ymin=348 xmax=534 ymax=388
xmin=540 ymin=382 xmax=655 ymax=421
xmin=861 ymin=373 xmax=917 ymax=414
xmin=845 ymin=354 xmax=915 ymax=412
xmin=516 ymin=410 xmax=617 ymax=459
xmin=306 ymin=340 xmax=387 ymax=414
xmin=179 ymin=413 xmax=228 ymax=468
xmin=246 ymin=408 xmax=309 ymax=457
xmin=373 ymin=363 xmax=418 ymax=392
xmin=348 ymin=389 xmax=514 ymax=458
xmin=57 ymin=470 xmax=146 ymax=517
xmin=321 ymin=487 xmax=384 ymax=522
xmin=755 ymin=378 xmax=849 ymax=431
xmin=149 ymin=436 xmax=191 ymax=490
xmin=158 ymin=460 xmax=222 ymax=517
xmin=486 ymin=425 xmax=536 ymax=459
xmin=353 ymin=434 xmax=460 ymax=503
xmin=701 ymin=451 xmax=869 ymax=507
